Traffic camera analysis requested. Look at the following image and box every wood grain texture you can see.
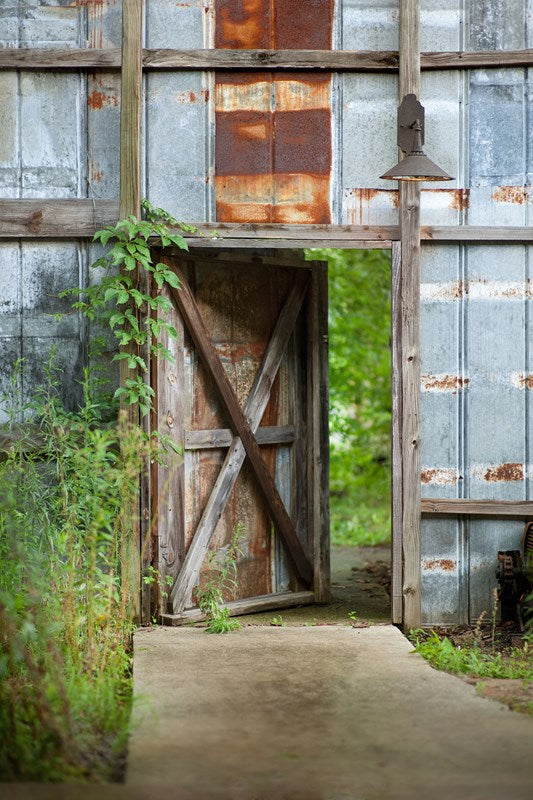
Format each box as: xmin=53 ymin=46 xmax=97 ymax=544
xmin=306 ymin=263 xmax=330 ymax=603
xmin=421 ymin=499 xmax=533 ymax=516
xmin=119 ymin=0 xmax=143 ymax=623
xmin=168 ymin=266 xmax=312 ymax=612
xmin=2 ymin=47 xmax=532 ymax=72
xmin=2 ymin=203 xmax=533 ymax=244
xmin=184 ymin=425 xmax=296 ymax=450
xmin=399 ymin=0 xmax=421 ymax=631
xmin=162 ymin=590 xmax=315 ymax=625
xmin=391 ymin=242 xmax=404 ymax=625
xmin=119 ymin=0 xmax=142 ymax=220
xmin=154 ymin=287 xmax=186 ymax=615
xmin=0 ymin=199 xmax=119 ymax=237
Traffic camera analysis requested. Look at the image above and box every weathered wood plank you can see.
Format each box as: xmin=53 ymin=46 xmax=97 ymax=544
xmin=168 ymin=267 xmax=312 ymax=612
xmin=0 ymin=48 xmax=121 ymax=68
xmin=420 ymin=226 xmax=533 ymax=242
xmin=162 ymin=590 xmax=315 ymax=625
xmin=184 ymin=425 xmax=296 ymax=450
xmin=421 ymin=499 xmax=533 ymax=516
xmin=2 ymin=202 xmax=533 ymax=244
xmin=0 ymin=199 xmax=119 ymax=238
xmin=119 ymin=0 xmax=143 ymax=623
xmin=119 ymin=1 xmax=142 ymax=220
xmin=399 ymin=0 xmax=421 ymax=632
xmin=154 ymin=287 xmax=186 ymax=615
xmin=391 ymin=241 xmax=403 ymax=625
xmin=308 ymin=262 xmax=330 ymax=602
xmin=2 ymin=47 xmax=532 ymax=72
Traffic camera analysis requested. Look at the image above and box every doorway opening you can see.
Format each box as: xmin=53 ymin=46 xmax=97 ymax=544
xmin=154 ymin=247 xmax=393 ymax=626
xmin=307 ymin=247 xmax=392 ymax=624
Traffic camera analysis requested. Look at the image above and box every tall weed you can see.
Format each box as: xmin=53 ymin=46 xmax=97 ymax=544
xmin=0 ymin=362 xmax=145 ymax=780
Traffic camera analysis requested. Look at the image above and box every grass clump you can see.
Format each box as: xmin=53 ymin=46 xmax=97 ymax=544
xmin=410 ymin=629 xmax=533 ymax=681
xmin=0 ymin=363 xmax=146 ymax=781
xmin=195 ymin=523 xmax=244 ymax=634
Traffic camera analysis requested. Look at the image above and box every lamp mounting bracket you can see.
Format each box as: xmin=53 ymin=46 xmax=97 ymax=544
xmin=398 ymin=94 xmax=425 ymax=153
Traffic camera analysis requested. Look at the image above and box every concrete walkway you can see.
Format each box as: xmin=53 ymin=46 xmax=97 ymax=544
xmin=127 ymin=625 xmax=533 ymax=800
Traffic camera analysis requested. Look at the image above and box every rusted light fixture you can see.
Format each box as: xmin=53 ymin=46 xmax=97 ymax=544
xmin=380 ymin=94 xmax=453 ymax=182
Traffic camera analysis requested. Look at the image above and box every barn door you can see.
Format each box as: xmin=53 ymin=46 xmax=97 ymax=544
xmin=152 ymin=251 xmax=329 ymax=623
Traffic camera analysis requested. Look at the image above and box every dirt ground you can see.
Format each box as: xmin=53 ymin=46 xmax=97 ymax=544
xmin=424 ymin=623 xmax=533 ymax=715
xmin=234 ymin=545 xmax=391 ymax=627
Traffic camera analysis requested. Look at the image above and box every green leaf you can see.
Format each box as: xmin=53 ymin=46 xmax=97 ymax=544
xmin=163 ymin=270 xmax=180 ymax=289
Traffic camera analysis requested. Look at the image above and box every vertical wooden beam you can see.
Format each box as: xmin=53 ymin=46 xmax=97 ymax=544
xmin=119 ymin=0 xmax=144 ymax=622
xmin=119 ymin=0 xmax=143 ymax=220
xmin=307 ymin=262 xmax=330 ymax=603
xmin=391 ymin=241 xmax=403 ymax=624
xmin=399 ymin=0 xmax=422 ymax=630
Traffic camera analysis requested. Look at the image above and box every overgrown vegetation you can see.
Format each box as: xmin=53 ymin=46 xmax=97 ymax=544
xmin=195 ymin=523 xmax=244 ymax=634
xmin=306 ymin=249 xmax=391 ymax=547
xmin=0 ymin=364 xmax=145 ymax=780
xmin=0 ymin=202 xmax=193 ymax=779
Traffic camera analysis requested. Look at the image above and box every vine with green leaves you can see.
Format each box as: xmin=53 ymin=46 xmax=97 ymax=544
xmin=61 ymin=199 xmax=198 ymax=425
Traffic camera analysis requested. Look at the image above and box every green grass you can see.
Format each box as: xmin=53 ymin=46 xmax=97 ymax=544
xmin=410 ymin=630 xmax=533 ymax=681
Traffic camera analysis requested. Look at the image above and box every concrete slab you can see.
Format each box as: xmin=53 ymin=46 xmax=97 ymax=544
xmin=127 ymin=625 xmax=533 ymax=799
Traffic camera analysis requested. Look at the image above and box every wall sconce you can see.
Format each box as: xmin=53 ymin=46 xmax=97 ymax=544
xmin=380 ymin=94 xmax=453 ymax=182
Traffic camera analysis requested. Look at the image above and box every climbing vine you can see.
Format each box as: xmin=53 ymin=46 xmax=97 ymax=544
xmin=61 ymin=199 xmax=197 ymax=418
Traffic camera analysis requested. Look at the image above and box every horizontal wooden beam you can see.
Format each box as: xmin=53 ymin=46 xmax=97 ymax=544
xmin=185 ymin=425 xmax=295 ymax=450
xmin=0 ymin=199 xmax=119 ymax=238
xmin=421 ymin=498 xmax=533 ymax=517
xmin=161 ymin=590 xmax=316 ymax=625
xmin=1 ymin=47 xmax=532 ymax=72
xmin=2 ymin=202 xmax=533 ymax=244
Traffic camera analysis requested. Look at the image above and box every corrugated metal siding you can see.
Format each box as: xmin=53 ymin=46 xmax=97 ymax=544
xmin=1 ymin=0 xmax=532 ymax=623
xmin=419 ymin=0 xmax=533 ymax=623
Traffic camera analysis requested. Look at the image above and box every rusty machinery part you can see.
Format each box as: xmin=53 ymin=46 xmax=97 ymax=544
xmin=495 ymin=529 xmax=533 ymax=632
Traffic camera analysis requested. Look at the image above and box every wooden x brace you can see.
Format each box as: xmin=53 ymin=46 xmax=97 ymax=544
xmin=161 ymin=259 xmax=313 ymax=613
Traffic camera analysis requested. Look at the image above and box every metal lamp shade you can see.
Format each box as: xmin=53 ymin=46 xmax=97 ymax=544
xmin=380 ymin=151 xmax=453 ymax=181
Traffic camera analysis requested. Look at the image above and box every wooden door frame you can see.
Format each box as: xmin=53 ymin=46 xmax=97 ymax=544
xmin=151 ymin=253 xmax=330 ymax=624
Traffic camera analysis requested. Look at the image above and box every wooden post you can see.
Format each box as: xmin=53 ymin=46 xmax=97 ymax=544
xmin=391 ymin=241 xmax=403 ymax=624
xmin=119 ymin=0 xmax=144 ymax=622
xmin=399 ymin=0 xmax=422 ymax=630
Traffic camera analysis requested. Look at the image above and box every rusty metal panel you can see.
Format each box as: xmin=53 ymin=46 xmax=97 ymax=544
xmin=214 ymin=1 xmax=333 ymax=223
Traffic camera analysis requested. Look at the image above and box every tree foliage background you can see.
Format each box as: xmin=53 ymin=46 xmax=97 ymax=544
xmin=306 ymin=249 xmax=391 ymax=546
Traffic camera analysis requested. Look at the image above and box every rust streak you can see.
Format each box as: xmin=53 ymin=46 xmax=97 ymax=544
xmin=484 ymin=463 xmax=524 ymax=482
xmin=421 ymin=374 xmax=470 ymax=393
xmin=492 ymin=186 xmax=531 ymax=205
xmin=518 ymin=373 xmax=533 ymax=389
xmin=420 ymin=468 xmax=459 ymax=485
xmin=87 ymin=89 xmax=118 ymax=110
xmin=422 ymin=559 xmax=456 ymax=572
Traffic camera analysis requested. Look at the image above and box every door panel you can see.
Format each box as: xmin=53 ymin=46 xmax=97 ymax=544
xmin=153 ymin=252 xmax=328 ymax=622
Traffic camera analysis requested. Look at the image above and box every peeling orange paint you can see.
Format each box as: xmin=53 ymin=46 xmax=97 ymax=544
xmin=423 ymin=559 xmax=456 ymax=572
xmin=492 ymin=186 xmax=531 ymax=205
xmin=87 ymin=89 xmax=118 ymax=110
xmin=421 ymin=374 xmax=470 ymax=393
xmin=484 ymin=463 xmax=524 ymax=482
